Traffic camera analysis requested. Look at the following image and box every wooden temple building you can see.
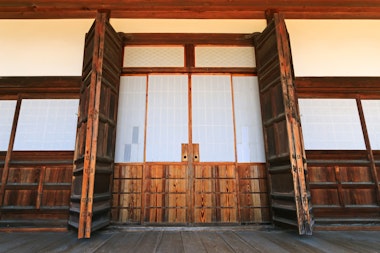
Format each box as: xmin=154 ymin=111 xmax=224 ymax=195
xmin=0 ymin=1 xmax=379 ymax=239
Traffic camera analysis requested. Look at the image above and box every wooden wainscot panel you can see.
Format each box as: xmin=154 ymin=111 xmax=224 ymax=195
xmin=306 ymin=150 xmax=380 ymax=227
xmin=238 ymin=163 xmax=270 ymax=223
xmin=194 ymin=163 xmax=238 ymax=223
xmin=112 ymin=164 xmax=143 ymax=223
xmin=144 ymin=164 xmax=188 ymax=224
xmin=0 ymin=162 xmax=73 ymax=229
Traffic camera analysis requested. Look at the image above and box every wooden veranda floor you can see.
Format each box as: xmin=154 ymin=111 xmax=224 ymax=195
xmin=1 ymin=226 xmax=379 ymax=253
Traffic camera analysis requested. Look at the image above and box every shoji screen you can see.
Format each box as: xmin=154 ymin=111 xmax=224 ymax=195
xmin=233 ymin=76 xmax=265 ymax=162
xmin=13 ymin=99 xmax=78 ymax=150
xmin=0 ymin=100 xmax=16 ymax=151
xmin=115 ymin=76 xmax=147 ymax=162
xmin=146 ymin=75 xmax=188 ymax=162
xmin=362 ymin=100 xmax=380 ymax=150
xmin=299 ymin=98 xmax=366 ymax=150
xmin=192 ymin=75 xmax=235 ymax=162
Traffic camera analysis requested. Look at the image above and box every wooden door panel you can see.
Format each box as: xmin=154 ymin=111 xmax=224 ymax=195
xmin=254 ymin=13 xmax=313 ymax=235
xmin=69 ymin=11 xmax=122 ymax=238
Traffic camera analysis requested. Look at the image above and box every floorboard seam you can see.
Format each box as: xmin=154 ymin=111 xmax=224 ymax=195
xmin=231 ymin=231 xmax=265 ymax=253
xmin=179 ymin=231 xmax=186 ymax=253
xmin=91 ymin=232 xmax=118 ymax=253
xmin=153 ymin=230 xmax=164 ymax=253
xmin=216 ymin=232 xmax=237 ymax=253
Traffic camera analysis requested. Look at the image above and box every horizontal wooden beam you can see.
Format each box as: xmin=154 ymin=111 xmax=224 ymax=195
xmin=122 ymin=67 xmax=256 ymax=75
xmin=1 ymin=1 xmax=380 ymax=19
xmin=296 ymin=77 xmax=380 ymax=98
xmin=122 ymin=33 xmax=255 ymax=46
xmin=0 ymin=76 xmax=81 ymax=98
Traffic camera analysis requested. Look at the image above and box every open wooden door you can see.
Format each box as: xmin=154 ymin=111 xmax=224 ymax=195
xmin=69 ymin=11 xmax=123 ymax=238
xmin=253 ymin=13 xmax=313 ymax=235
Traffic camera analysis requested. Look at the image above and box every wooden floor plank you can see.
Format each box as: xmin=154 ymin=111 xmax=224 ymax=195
xmin=1 ymin=227 xmax=380 ymax=253
xmin=129 ymin=231 xmax=163 ymax=253
xmin=217 ymin=231 xmax=262 ymax=253
xmin=337 ymin=231 xmax=380 ymax=248
xmin=8 ymin=232 xmax=73 ymax=253
xmin=235 ymin=230 xmax=293 ymax=253
xmin=285 ymin=231 xmax=347 ymax=253
xmin=40 ymin=230 xmax=115 ymax=253
xmin=315 ymin=232 xmax=378 ymax=253
xmin=356 ymin=231 xmax=380 ymax=246
xmin=197 ymin=231 xmax=234 ymax=253
xmin=156 ymin=231 xmax=185 ymax=253
xmin=0 ymin=233 xmax=47 ymax=253
xmin=181 ymin=231 xmax=208 ymax=253
xmin=94 ymin=231 xmax=144 ymax=253
xmin=253 ymin=230 xmax=326 ymax=253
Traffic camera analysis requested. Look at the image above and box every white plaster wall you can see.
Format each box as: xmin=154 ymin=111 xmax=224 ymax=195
xmin=286 ymin=20 xmax=380 ymax=77
xmin=1 ymin=19 xmax=379 ymax=77
xmin=0 ymin=19 xmax=93 ymax=76
xmin=0 ymin=19 xmax=265 ymax=77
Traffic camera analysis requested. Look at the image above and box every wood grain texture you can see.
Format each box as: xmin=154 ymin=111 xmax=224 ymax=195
xmin=69 ymin=11 xmax=123 ymax=238
xmin=1 ymin=228 xmax=380 ymax=252
xmin=307 ymin=150 xmax=380 ymax=227
xmin=254 ymin=13 xmax=312 ymax=234
xmin=0 ymin=162 xmax=73 ymax=229
xmin=113 ymin=163 xmax=269 ymax=225
xmin=1 ymin=1 xmax=380 ymax=19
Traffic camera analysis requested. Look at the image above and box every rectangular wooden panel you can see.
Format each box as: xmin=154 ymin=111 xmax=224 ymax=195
xmin=307 ymin=150 xmax=380 ymax=226
xmin=144 ymin=164 xmax=188 ymax=224
xmin=112 ymin=163 xmax=270 ymax=225
xmin=112 ymin=164 xmax=143 ymax=223
xmin=238 ymin=164 xmax=270 ymax=223
xmin=194 ymin=163 xmax=238 ymax=223
xmin=253 ymin=13 xmax=312 ymax=234
xmin=69 ymin=11 xmax=123 ymax=238
xmin=0 ymin=161 xmax=72 ymax=229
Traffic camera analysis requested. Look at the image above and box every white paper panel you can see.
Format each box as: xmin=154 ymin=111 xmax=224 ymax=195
xmin=0 ymin=100 xmax=16 ymax=151
xmin=233 ymin=76 xmax=265 ymax=162
xmin=115 ymin=76 xmax=147 ymax=162
xmin=195 ymin=46 xmax=255 ymax=68
xmin=192 ymin=75 xmax=235 ymax=162
xmin=14 ymin=99 xmax=79 ymax=151
xmin=124 ymin=46 xmax=184 ymax=67
xmin=362 ymin=100 xmax=380 ymax=150
xmin=146 ymin=75 xmax=188 ymax=162
xmin=299 ymin=99 xmax=365 ymax=150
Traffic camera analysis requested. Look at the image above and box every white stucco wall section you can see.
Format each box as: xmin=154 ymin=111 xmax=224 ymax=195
xmin=286 ymin=20 xmax=380 ymax=77
xmin=0 ymin=19 xmax=93 ymax=76
xmin=0 ymin=19 xmax=266 ymax=76
xmin=1 ymin=19 xmax=379 ymax=77
xmin=110 ymin=19 xmax=266 ymax=33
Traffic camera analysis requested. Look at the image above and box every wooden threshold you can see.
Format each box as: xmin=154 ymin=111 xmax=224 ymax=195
xmin=0 ymin=227 xmax=68 ymax=232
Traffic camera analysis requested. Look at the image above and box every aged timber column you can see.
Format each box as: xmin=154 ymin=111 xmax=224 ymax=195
xmin=253 ymin=12 xmax=313 ymax=235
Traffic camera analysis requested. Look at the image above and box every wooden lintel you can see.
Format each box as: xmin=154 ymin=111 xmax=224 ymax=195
xmin=0 ymin=76 xmax=81 ymax=98
xmin=121 ymin=33 xmax=255 ymax=46
xmin=296 ymin=77 xmax=380 ymax=98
